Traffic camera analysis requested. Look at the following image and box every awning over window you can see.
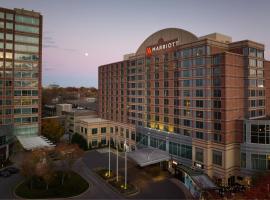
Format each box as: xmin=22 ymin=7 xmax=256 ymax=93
xmin=17 ymin=135 xmax=55 ymax=150
xmin=127 ymin=147 xmax=170 ymax=167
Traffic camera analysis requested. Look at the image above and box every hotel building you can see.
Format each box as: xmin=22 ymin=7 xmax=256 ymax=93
xmin=0 ymin=7 xmax=42 ymax=163
xmin=98 ymin=28 xmax=270 ymax=186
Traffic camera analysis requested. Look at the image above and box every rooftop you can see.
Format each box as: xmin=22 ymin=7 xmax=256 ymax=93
xmin=79 ymin=117 xmax=109 ymax=124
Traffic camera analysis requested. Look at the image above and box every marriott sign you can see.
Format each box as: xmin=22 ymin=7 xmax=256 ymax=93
xmin=146 ymin=39 xmax=180 ymax=56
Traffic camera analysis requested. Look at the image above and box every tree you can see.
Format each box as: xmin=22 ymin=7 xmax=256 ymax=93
xmin=42 ymin=118 xmax=64 ymax=143
xmin=71 ymin=133 xmax=88 ymax=150
xmin=55 ymin=144 xmax=84 ymax=184
xmin=243 ymin=172 xmax=270 ymax=199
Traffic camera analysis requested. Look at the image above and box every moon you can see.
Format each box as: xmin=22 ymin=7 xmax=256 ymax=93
xmin=84 ymin=52 xmax=89 ymax=57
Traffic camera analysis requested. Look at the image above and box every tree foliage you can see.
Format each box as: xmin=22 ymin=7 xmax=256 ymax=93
xmin=42 ymin=118 xmax=64 ymax=143
xmin=71 ymin=133 xmax=88 ymax=150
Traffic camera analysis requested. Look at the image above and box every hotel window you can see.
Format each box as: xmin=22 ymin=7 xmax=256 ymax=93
xmin=196 ymin=89 xmax=203 ymax=97
xmin=164 ymin=81 xmax=169 ymax=87
xmin=251 ymin=154 xmax=267 ymax=170
xmin=214 ymin=123 xmax=221 ymax=131
xmin=183 ymin=80 xmax=190 ymax=87
xmin=164 ymin=117 xmax=169 ymax=123
xmin=251 ymin=125 xmax=270 ymax=144
xmin=249 ymin=69 xmax=256 ymax=76
xmin=195 ymin=68 xmax=204 ymax=76
xmin=164 ymin=99 xmax=169 ymax=105
xmin=257 ymin=50 xmax=264 ymax=58
xmin=182 ymin=60 xmax=191 ymax=68
xmin=214 ymin=100 xmax=221 ymax=108
xmin=196 ymin=132 xmax=204 ymax=139
xmin=196 ymin=100 xmax=203 ymax=108
xmin=164 ymin=107 xmax=169 ymax=114
xmin=213 ymin=78 xmax=221 ymax=86
xmin=196 ymin=121 xmax=204 ymax=129
xmin=249 ymin=48 xmax=257 ymax=57
xmin=6 ymin=13 xmax=14 ymax=20
xmin=183 ymin=90 xmax=190 ymax=97
xmin=183 ymin=119 xmax=191 ymax=127
xmin=0 ymin=12 xmax=3 ymax=19
xmin=6 ymin=22 xmax=13 ymax=30
xmin=180 ymin=144 xmax=192 ymax=159
xmin=183 ymin=70 xmax=190 ymax=77
xmin=182 ymin=49 xmax=192 ymax=58
xmin=213 ymin=150 xmax=222 ymax=166
xmin=214 ymin=111 xmax=221 ymax=120
xmin=196 ymin=111 xmax=203 ymax=118
xmin=194 ymin=57 xmax=204 ymax=66
xmin=196 ymin=79 xmax=203 ymax=87
xmin=213 ymin=133 xmax=222 ymax=142
xmin=155 ymin=107 xmax=159 ymax=113
xmin=195 ymin=148 xmax=204 ymax=162
xmin=257 ymin=80 xmax=264 ymax=88
xmin=241 ymin=153 xmax=246 ymax=168
xmin=249 ymin=59 xmax=256 ymax=67
xmin=101 ymin=127 xmax=106 ymax=133
xmin=92 ymin=128 xmax=98 ymax=134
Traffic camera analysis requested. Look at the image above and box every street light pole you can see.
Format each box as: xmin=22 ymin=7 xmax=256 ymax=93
xmin=108 ymin=131 xmax=111 ymax=177
xmin=116 ymin=132 xmax=119 ymax=182
xmin=124 ymin=139 xmax=127 ymax=189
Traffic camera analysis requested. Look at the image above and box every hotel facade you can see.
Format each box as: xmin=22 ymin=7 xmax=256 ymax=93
xmin=98 ymin=28 xmax=270 ymax=186
xmin=0 ymin=7 xmax=42 ymax=163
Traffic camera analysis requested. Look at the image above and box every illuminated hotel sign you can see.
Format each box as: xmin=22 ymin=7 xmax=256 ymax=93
xmin=146 ymin=38 xmax=179 ymax=56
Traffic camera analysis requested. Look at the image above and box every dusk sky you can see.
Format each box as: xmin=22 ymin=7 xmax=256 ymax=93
xmin=1 ymin=0 xmax=270 ymax=87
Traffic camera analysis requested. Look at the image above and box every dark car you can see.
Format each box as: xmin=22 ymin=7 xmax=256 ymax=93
xmin=6 ymin=167 xmax=19 ymax=174
xmin=0 ymin=170 xmax=11 ymax=177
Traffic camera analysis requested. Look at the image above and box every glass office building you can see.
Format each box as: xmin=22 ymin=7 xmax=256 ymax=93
xmin=0 ymin=7 xmax=42 ymax=163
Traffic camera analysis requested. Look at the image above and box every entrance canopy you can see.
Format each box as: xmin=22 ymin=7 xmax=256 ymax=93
xmin=127 ymin=147 xmax=170 ymax=167
xmin=17 ymin=135 xmax=55 ymax=151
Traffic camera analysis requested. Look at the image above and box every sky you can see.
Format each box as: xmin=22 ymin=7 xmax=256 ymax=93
xmin=1 ymin=0 xmax=270 ymax=87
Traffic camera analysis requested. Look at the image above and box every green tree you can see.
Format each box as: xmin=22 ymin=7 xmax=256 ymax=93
xmin=71 ymin=133 xmax=88 ymax=150
xmin=42 ymin=118 xmax=64 ymax=143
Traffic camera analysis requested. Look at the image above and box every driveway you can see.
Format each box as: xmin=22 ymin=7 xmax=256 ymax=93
xmin=83 ymin=149 xmax=187 ymax=199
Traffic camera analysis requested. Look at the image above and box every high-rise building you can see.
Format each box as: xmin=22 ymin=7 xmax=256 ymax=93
xmin=0 ymin=7 xmax=42 ymax=163
xmin=98 ymin=28 xmax=270 ymax=186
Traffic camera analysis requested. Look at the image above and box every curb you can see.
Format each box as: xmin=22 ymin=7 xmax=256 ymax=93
xmin=93 ymin=169 xmax=139 ymax=197
xmin=12 ymin=171 xmax=92 ymax=200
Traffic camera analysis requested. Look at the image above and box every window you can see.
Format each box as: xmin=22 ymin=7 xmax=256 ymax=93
xmin=196 ymin=111 xmax=203 ymax=118
xmin=214 ymin=89 xmax=221 ymax=97
xmin=196 ymin=132 xmax=204 ymax=139
xmin=181 ymin=144 xmax=192 ymax=159
xmin=196 ymin=89 xmax=203 ymax=97
xmin=183 ymin=80 xmax=190 ymax=87
xmin=213 ymin=133 xmax=222 ymax=142
xmin=15 ymin=24 xmax=39 ymax=34
xmin=183 ymin=70 xmax=190 ymax=77
xmin=92 ymin=128 xmax=98 ymax=134
xmin=214 ymin=112 xmax=221 ymax=120
xmin=196 ymin=121 xmax=204 ymax=129
xmin=196 ymin=100 xmax=203 ymax=108
xmin=196 ymin=79 xmax=203 ymax=87
xmin=241 ymin=153 xmax=246 ymax=168
xmin=15 ymin=15 xmax=39 ymax=25
xmin=213 ymin=150 xmax=222 ymax=166
xmin=195 ymin=148 xmax=204 ymax=162
xmin=214 ymin=100 xmax=221 ymax=108
xmin=251 ymin=124 xmax=270 ymax=144
xmin=101 ymin=127 xmax=106 ymax=133
xmin=251 ymin=154 xmax=267 ymax=170
xmin=183 ymin=119 xmax=191 ymax=127
xmin=15 ymin=35 xmax=39 ymax=44
xmin=214 ymin=123 xmax=221 ymax=131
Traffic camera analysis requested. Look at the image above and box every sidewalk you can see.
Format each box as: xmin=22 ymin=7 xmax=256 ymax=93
xmin=170 ymin=178 xmax=195 ymax=200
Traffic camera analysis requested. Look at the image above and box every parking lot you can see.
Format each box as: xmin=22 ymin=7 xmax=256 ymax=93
xmin=0 ymin=167 xmax=22 ymax=199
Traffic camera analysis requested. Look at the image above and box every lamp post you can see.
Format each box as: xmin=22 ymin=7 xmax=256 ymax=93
xmin=108 ymin=130 xmax=111 ymax=177
xmin=124 ymin=139 xmax=127 ymax=189
xmin=116 ymin=131 xmax=119 ymax=182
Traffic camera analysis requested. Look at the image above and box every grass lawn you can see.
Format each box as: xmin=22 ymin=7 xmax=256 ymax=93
xmin=15 ymin=171 xmax=89 ymax=199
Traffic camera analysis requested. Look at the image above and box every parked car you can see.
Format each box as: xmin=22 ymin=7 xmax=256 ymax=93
xmin=0 ymin=170 xmax=11 ymax=177
xmin=6 ymin=167 xmax=19 ymax=174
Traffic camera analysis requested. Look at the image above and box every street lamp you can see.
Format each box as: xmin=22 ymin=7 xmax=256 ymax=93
xmin=116 ymin=131 xmax=119 ymax=182
xmin=108 ymin=129 xmax=111 ymax=177
xmin=124 ymin=139 xmax=127 ymax=189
